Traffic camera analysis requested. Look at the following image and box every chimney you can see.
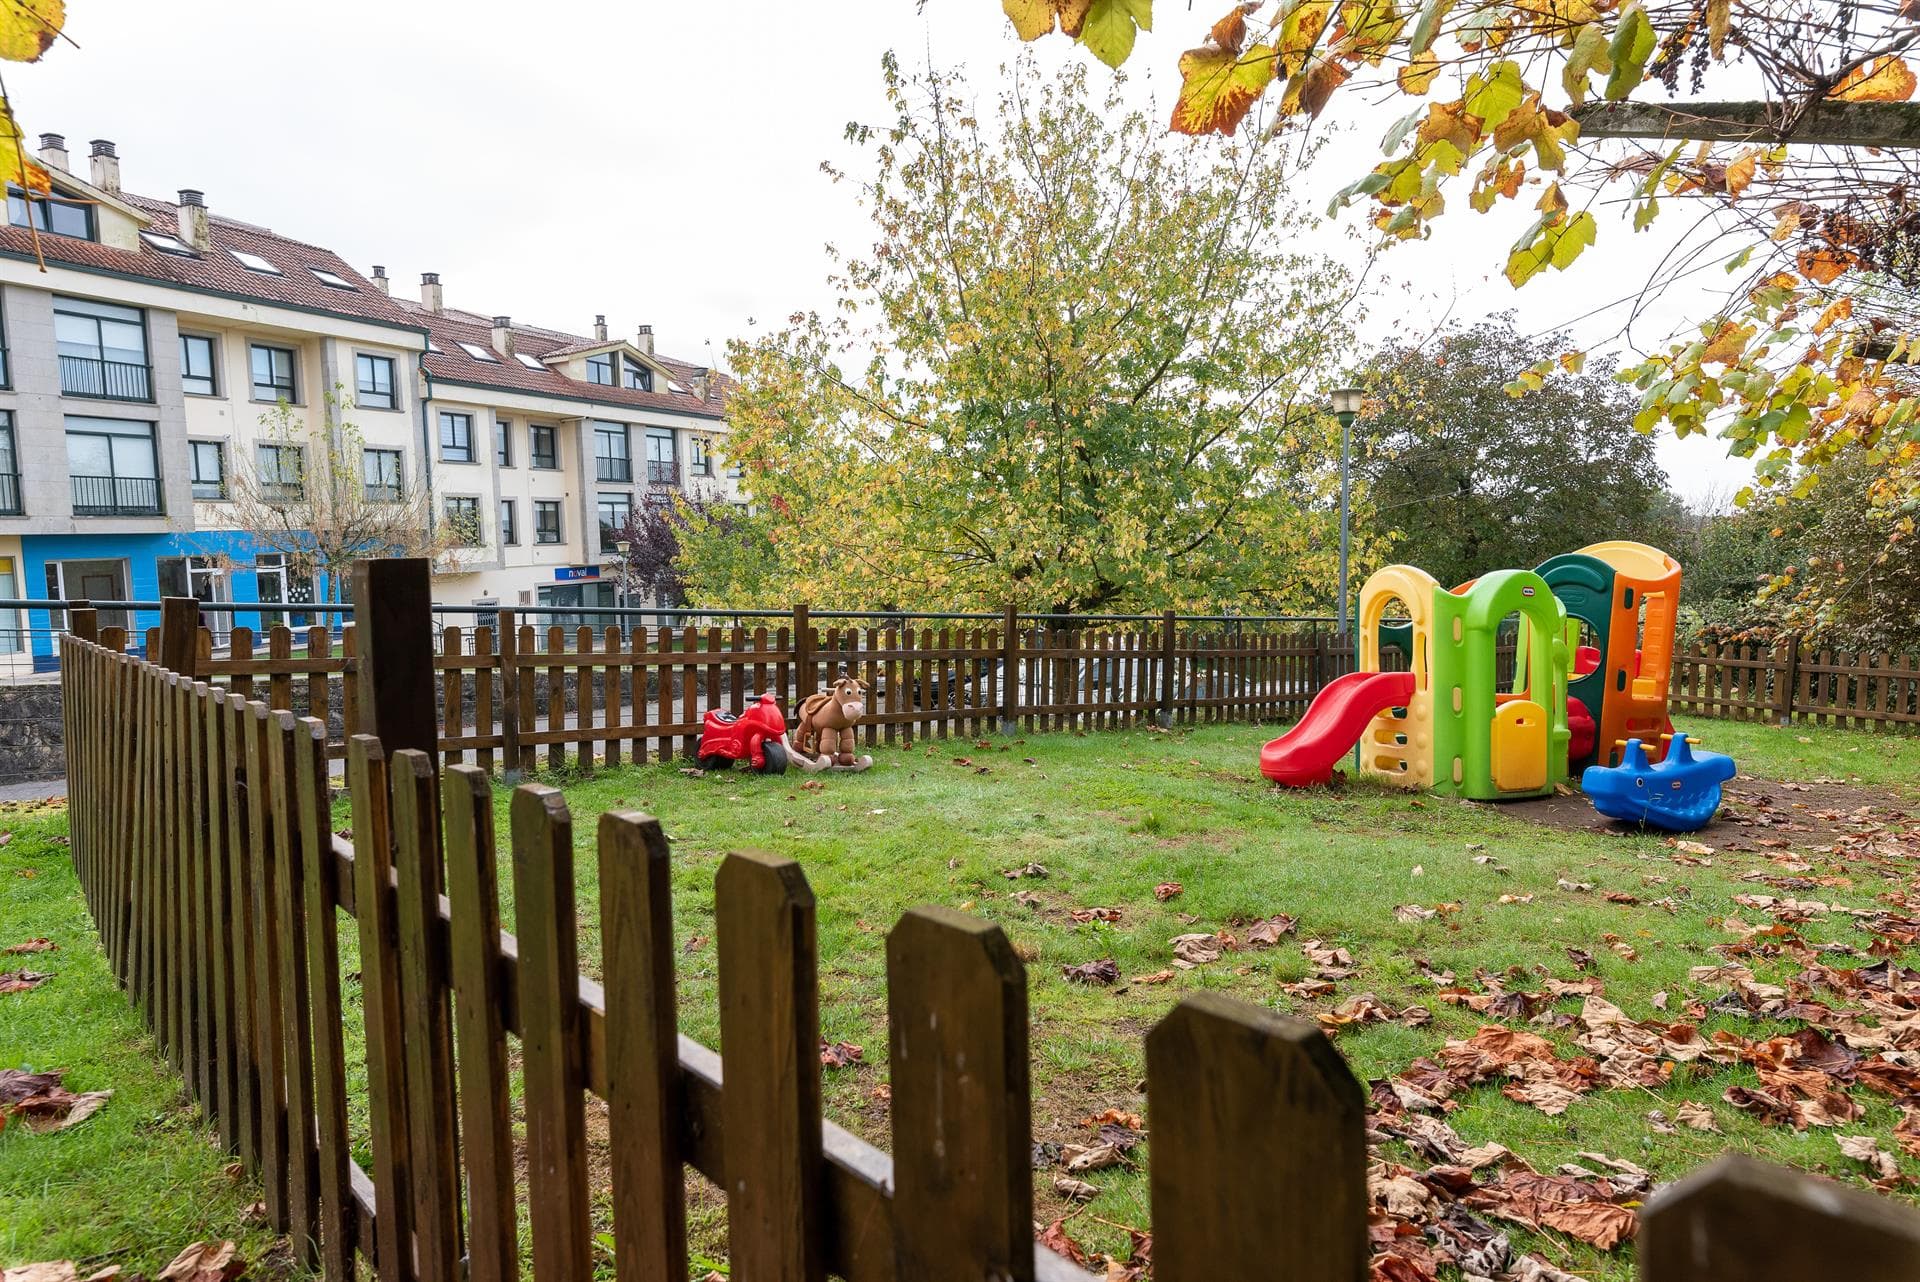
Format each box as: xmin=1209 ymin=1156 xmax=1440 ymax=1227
xmin=420 ymin=271 xmax=443 ymax=313
xmin=87 ymin=140 xmax=119 ymax=192
xmin=692 ymin=366 xmax=712 ymax=400
xmin=636 ymin=323 xmax=654 ymax=356
xmin=370 ymin=264 xmax=389 ymax=295
xmin=37 ymin=133 xmax=66 ymax=171
xmin=176 ymin=190 xmax=210 ymax=252
xmin=491 ymin=316 xmax=514 ymax=357
xmin=593 ymin=313 xmax=608 ymax=343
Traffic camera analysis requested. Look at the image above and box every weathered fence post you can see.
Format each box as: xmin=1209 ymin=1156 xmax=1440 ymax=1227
xmin=498 ymin=607 xmax=522 ymax=781
xmin=1001 ymin=603 xmax=1019 ymax=735
xmin=1776 ymin=633 xmax=1801 ymax=727
xmin=794 ymin=603 xmax=814 ymax=703
xmin=1640 ymin=1153 xmax=1920 ymax=1280
xmin=68 ymin=605 xmax=98 ymax=643
xmin=159 ymin=596 xmax=200 ymax=676
xmin=1146 ymin=993 xmax=1368 ymax=1281
xmin=887 ymin=908 xmax=1031 ymax=1281
xmin=350 ymin=558 xmax=437 ymax=759
xmin=1158 ymin=609 xmax=1177 ymax=728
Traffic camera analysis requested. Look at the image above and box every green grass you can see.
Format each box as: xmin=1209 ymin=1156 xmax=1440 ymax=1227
xmin=0 ymin=802 xmax=285 ymax=1276
xmin=10 ymin=712 xmax=1920 ymax=1278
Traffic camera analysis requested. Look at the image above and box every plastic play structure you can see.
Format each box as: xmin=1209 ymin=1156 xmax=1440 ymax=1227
xmin=1582 ymin=736 xmax=1737 ymax=831
xmin=1260 ymin=541 xmax=1705 ymax=808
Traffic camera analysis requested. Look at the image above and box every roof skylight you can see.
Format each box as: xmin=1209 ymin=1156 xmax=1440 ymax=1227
xmin=228 ymin=248 xmax=282 ymax=275
xmin=457 ymin=341 xmax=500 ymax=363
xmin=308 ymin=267 xmax=355 ymax=289
xmin=515 ymin=352 xmax=544 ymax=369
xmin=139 ymin=230 xmax=195 ymax=256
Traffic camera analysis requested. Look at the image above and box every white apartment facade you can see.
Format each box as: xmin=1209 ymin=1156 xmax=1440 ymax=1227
xmin=0 ymin=133 xmax=742 ymax=668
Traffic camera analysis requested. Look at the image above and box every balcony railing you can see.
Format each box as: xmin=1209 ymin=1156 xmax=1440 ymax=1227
xmin=596 ymin=456 xmax=632 ymax=482
xmin=0 ymin=471 xmax=21 ymax=516
xmin=72 ymin=474 xmax=161 ymax=516
xmin=60 ymin=355 xmax=153 ymax=402
xmin=646 ymin=460 xmax=681 ymax=486
xmin=365 ymin=483 xmax=403 ymax=504
xmin=261 ymin=482 xmax=306 ymax=504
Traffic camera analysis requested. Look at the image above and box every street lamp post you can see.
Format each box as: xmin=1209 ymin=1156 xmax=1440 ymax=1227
xmin=1330 ymin=386 xmax=1365 ymax=655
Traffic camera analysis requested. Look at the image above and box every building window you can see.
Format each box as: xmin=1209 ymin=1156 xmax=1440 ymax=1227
xmin=586 ymin=352 xmax=613 ymax=385
xmin=593 ymin=422 xmax=631 ymax=482
xmin=362 ymin=448 xmax=403 ymax=502
xmin=56 ymin=296 xmax=151 ymax=402
xmin=646 ymin=428 xmax=677 ymax=486
xmin=9 ymin=186 xmax=94 ymax=240
xmin=598 ymin=492 xmax=633 ymax=551
xmin=534 ymin=499 xmax=562 ymax=544
xmin=180 ymin=334 xmax=217 ymax=396
xmin=0 ymin=297 xmax=11 ymax=389
xmin=256 ymin=442 xmax=306 ymax=502
xmin=499 ymin=498 xmax=518 ymax=546
xmin=0 ymin=413 xmax=19 ymax=515
xmin=444 ymin=496 xmax=482 ymax=545
xmin=355 ymin=354 xmax=396 ymax=410
xmin=530 ymin=424 xmax=558 ymax=469
xmin=690 ymin=436 xmax=712 ymax=477
xmin=66 ymin=416 xmax=161 ymax=516
xmin=496 ymin=417 xmax=513 ymax=467
xmin=255 ymin=553 xmax=316 ymax=628
xmin=623 ymin=360 xmax=652 ymax=391
xmin=0 ymin=556 xmax=21 ymax=653
xmin=249 ymin=343 xmax=297 ymax=403
xmin=439 ymin=410 xmax=474 ymax=463
xmin=189 ymin=440 xmax=226 ymax=500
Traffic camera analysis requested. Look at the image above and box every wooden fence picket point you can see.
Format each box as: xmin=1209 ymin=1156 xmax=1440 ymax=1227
xmin=293 ymin=716 xmax=354 ymax=1282
xmin=1145 ymin=993 xmax=1368 ymax=1282
xmin=346 ymin=734 xmax=414 ymax=1282
xmin=444 ymin=764 xmax=517 ymax=1282
xmin=223 ymin=692 xmax=262 ymax=1173
xmin=1639 ymin=1153 xmax=1920 ymax=1281
xmin=244 ymin=701 xmax=291 ymax=1229
xmin=513 ymin=784 xmax=593 ymax=1282
xmin=268 ymin=710 xmax=320 ymax=1263
xmin=390 ymin=748 xmax=462 ymax=1281
xmin=717 ymin=851 xmax=825 ymax=1282
xmin=886 ymin=907 xmax=1032 ymax=1282
xmin=599 ymin=811 xmax=687 ymax=1282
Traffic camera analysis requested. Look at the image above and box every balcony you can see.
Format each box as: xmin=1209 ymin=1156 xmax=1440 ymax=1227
xmin=72 ymin=474 xmax=161 ymax=517
xmin=261 ymin=482 xmax=305 ymax=504
xmin=596 ymin=455 xmax=632 ymax=482
xmin=60 ymin=355 xmax=152 ymax=402
xmin=0 ymin=472 xmax=19 ymax=515
xmin=646 ymin=460 xmax=681 ymax=487
xmin=364 ymin=483 xmax=403 ymax=504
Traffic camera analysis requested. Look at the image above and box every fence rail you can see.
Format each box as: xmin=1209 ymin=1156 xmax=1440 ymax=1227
xmin=1673 ymin=640 xmax=1920 ymax=730
xmin=56 ymin=569 xmax=1920 ymax=1282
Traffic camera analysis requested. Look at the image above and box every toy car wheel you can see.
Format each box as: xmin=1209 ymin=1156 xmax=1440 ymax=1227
xmin=755 ymin=740 xmax=789 ymax=775
xmin=695 ymin=753 xmax=732 ymax=771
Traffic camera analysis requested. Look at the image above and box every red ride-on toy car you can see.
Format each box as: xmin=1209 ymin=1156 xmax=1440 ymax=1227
xmin=694 ymin=692 xmax=791 ymax=774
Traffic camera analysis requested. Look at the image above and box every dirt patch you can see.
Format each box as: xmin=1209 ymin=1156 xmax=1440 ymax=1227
xmin=1500 ymin=772 xmax=1914 ymax=854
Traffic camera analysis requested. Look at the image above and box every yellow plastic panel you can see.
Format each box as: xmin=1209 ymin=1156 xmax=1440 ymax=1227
xmin=1490 ymin=699 xmax=1548 ymax=793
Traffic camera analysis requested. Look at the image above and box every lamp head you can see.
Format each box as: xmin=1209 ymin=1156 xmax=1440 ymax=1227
xmin=615 ymin=539 xmax=631 ymax=556
xmin=1330 ymin=385 xmax=1364 ymax=427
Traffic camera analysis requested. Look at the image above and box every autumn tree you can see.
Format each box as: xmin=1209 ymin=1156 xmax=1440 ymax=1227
xmin=604 ymin=492 xmax=749 ymax=607
xmin=1355 ymin=313 xmax=1681 ymax=588
xmin=220 ymin=389 xmax=461 ymax=608
xmin=1004 ymin=3 xmax=1920 ymax=511
xmin=681 ymin=56 xmax=1375 ymax=614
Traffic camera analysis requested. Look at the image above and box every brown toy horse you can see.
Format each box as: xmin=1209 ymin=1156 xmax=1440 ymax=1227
xmin=793 ymin=675 xmax=872 ymax=770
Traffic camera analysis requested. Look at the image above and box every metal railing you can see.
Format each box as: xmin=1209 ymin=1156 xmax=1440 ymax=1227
xmin=646 ymin=459 xmax=681 ymax=486
xmin=595 ymin=455 xmax=632 ymax=482
xmin=59 ymin=354 xmax=153 ymax=402
xmin=0 ymin=470 xmax=22 ymax=515
xmin=70 ymin=474 xmax=161 ymax=517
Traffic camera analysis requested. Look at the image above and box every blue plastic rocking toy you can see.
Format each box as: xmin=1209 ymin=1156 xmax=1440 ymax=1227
xmin=1580 ymin=736 xmax=1737 ymax=833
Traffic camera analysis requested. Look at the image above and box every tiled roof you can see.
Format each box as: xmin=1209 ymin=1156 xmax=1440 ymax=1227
xmin=400 ymin=299 xmax=732 ymax=421
xmin=0 ymin=179 xmax=732 ymax=419
xmin=0 ymin=187 xmax=423 ymax=329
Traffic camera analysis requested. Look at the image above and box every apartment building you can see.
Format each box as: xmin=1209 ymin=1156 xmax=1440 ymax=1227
xmin=0 ymin=134 xmax=741 ymax=668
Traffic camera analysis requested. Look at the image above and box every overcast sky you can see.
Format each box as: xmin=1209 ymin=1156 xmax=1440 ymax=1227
xmin=13 ymin=0 xmax=1756 ymax=504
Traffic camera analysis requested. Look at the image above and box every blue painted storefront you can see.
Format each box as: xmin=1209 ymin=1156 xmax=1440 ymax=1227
xmin=20 ymin=530 xmax=339 ymax=669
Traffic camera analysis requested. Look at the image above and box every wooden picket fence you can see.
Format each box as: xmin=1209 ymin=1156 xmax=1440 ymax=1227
xmin=1673 ymin=639 xmax=1920 ymax=731
xmin=55 ymin=566 xmax=1920 ymax=1282
xmin=140 ymin=606 xmax=1341 ymax=772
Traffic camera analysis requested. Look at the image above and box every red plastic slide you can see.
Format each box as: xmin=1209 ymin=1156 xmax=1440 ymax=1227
xmin=1260 ymin=670 xmax=1417 ymax=787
